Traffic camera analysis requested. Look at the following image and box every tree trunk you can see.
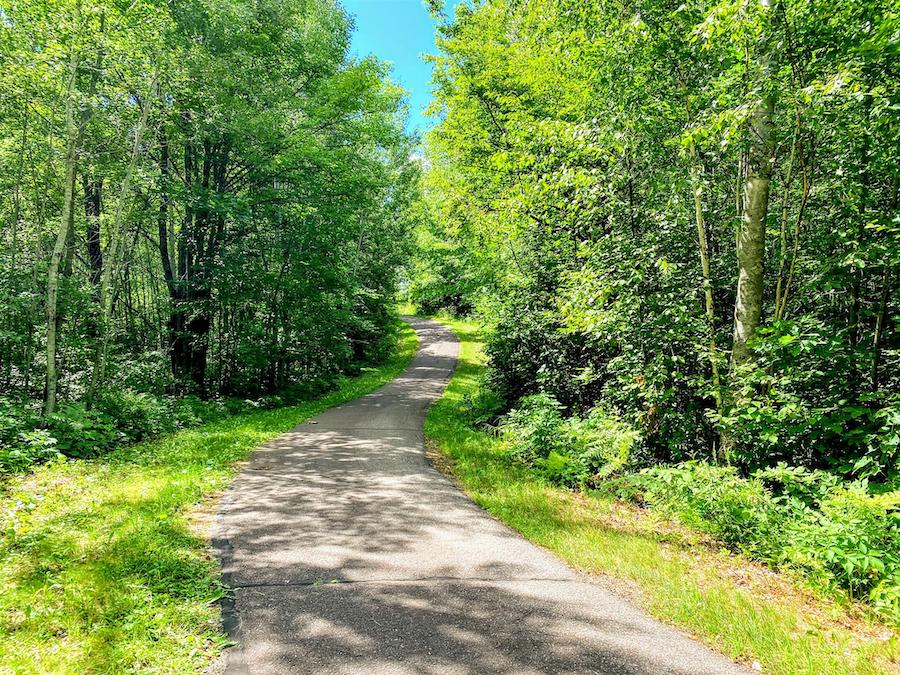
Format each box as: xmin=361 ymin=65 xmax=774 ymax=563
xmin=157 ymin=130 xmax=175 ymax=290
xmin=871 ymin=267 xmax=890 ymax=391
xmin=689 ymin=142 xmax=724 ymax=462
xmin=730 ymin=83 xmax=775 ymax=368
xmin=44 ymin=4 xmax=82 ymax=416
xmin=165 ymin=126 xmax=226 ymax=398
xmin=169 ymin=290 xmax=211 ymax=395
xmin=849 ymin=71 xmax=874 ymax=352
xmin=84 ymin=176 xmax=103 ymax=289
xmin=11 ymin=108 xmax=27 ymax=274
xmin=88 ymin=84 xmax=153 ymax=400
xmin=721 ymin=2 xmax=778 ymax=456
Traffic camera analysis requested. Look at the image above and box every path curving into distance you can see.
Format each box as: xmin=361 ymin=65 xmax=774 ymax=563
xmin=213 ymin=317 xmax=746 ymax=674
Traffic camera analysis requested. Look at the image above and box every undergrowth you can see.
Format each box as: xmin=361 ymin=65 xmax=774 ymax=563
xmin=497 ymin=391 xmax=900 ymax=626
xmin=424 ymin=315 xmax=898 ymax=675
xmin=0 ymin=321 xmax=418 ymax=673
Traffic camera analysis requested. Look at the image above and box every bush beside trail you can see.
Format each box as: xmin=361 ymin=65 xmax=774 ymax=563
xmin=495 ymin=392 xmax=900 ymax=626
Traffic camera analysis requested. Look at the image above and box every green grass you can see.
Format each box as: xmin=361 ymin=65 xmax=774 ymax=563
xmin=425 ymin=316 xmax=898 ymax=675
xmin=0 ymin=322 xmax=418 ymax=674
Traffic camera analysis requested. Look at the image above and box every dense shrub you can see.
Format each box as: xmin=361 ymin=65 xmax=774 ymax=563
xmin=624 ymin=463 xmax=786 ymax=560
xmin=44 ymin=404 xmax=119 ymax=458
xmin=485 ymin=300 xmax=609 ymax=415
xmin=753 ymin=463 xmax=842 ymax=509
xmin=0 ymin=400 xmax=34 ymax=446
xmin=782 ymin=485 xmax=900 ymax=619
xmin=500 ymin=394 xmax=639 ymax=486
xmin=484 ymin=294 xmax=716 ymax=463
xmin=0 ymin=400 xmax=53 ymax=473
xmin=171 ymin=395 xmax=229 ymax=428
xmin=452 ymin=370 xmax=506 ymax=429
xmin=501 ymin=394 xmax=566 ymax=464
xmin=610 ymin=461 xmax=900 ymax=624
xmin=720 ymin=320 xmax=900 ymax=478
xmin=0 ymin=430 xmax=62 ymax=474
xmin=564 ymin=409 xmax=641 ymax=481
xmin=95 ymin=390 xmax=174 ymax=442
xmin=494 ymin=387 xmax=900 ymax=623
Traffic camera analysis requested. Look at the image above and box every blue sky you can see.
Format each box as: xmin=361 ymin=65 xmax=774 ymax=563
xmin=341 ymin=0 xmax=440 ymax=136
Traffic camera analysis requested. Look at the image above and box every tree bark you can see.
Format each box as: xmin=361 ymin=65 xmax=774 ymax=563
xmin=689 ymin=142 xmax=724 ymax=461
xmin=730 ymin=74 xmax=775 ymax=368
xmin=44 ymin=2 xmax=82 ymax=416
xmin=84 ymin=176 xmax=103 ymax=289
xmin=88 ymin=83 xmax=153 ymax=399
xmin=165 ymin=126 xmax=229 ymax=397
xmin=82 ymin=11 xmax=105 ymax=294
xmin=157 ymin=129 xmax=174 ymax=290
xmin=169 ymin=290 xmax=211 ymax=395
xmin=849 ymin=71 xmax=874 ymax=350
xmin=871 ymin=267 xmax=890 ymax=391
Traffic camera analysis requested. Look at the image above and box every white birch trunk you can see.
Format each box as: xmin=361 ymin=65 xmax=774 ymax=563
xmin=44 ymin=2 xmax=82 ymax=416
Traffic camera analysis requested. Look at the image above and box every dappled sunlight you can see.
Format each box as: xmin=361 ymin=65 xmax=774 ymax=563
xmin=422 ymin=318 xmax=900 ymax=675
xmin=214 ymin=318 xmax=742 ymax=674
xmin=0 ymin=325 xmax=419 ymax=673
xmin=230 ymin=577 xmax=725 ymax=674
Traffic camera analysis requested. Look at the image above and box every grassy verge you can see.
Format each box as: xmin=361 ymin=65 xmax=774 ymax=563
xmin=425 ymin=316 xmax=898 ymax=675
xmin=0 ymin=322 xmax=418 ymax=673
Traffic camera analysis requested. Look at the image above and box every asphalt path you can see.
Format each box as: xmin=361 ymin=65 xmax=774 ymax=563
xmin=213 ymin=317 xmax=746 ymax=674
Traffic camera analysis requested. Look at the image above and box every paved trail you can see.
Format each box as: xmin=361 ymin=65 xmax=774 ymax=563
xmin=214 ymin=318 xmax=745 ymax=674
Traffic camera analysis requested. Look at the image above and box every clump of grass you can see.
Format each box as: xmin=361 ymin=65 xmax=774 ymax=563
xmin=0 ymin=322 xmax=418 ymax=673
xmin=425 ymin=317 xmax=898 ymax=675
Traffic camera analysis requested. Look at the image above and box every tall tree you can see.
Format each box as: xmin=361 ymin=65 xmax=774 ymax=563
xmin=45 ymin=0 xmax=84 ymax=416
xmin=731 ymin=0 xmax=778 ymax=370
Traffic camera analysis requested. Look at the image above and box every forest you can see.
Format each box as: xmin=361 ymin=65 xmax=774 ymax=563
xmin=408 ymin=0 xmax=900 ymax=627
xmin=0 ymin=0 xmax=899 ymax=671
xmin=414 ymin=0 xmax=899 ymax=475
xmin=0 ymin=0 xmax=417 ymax=469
